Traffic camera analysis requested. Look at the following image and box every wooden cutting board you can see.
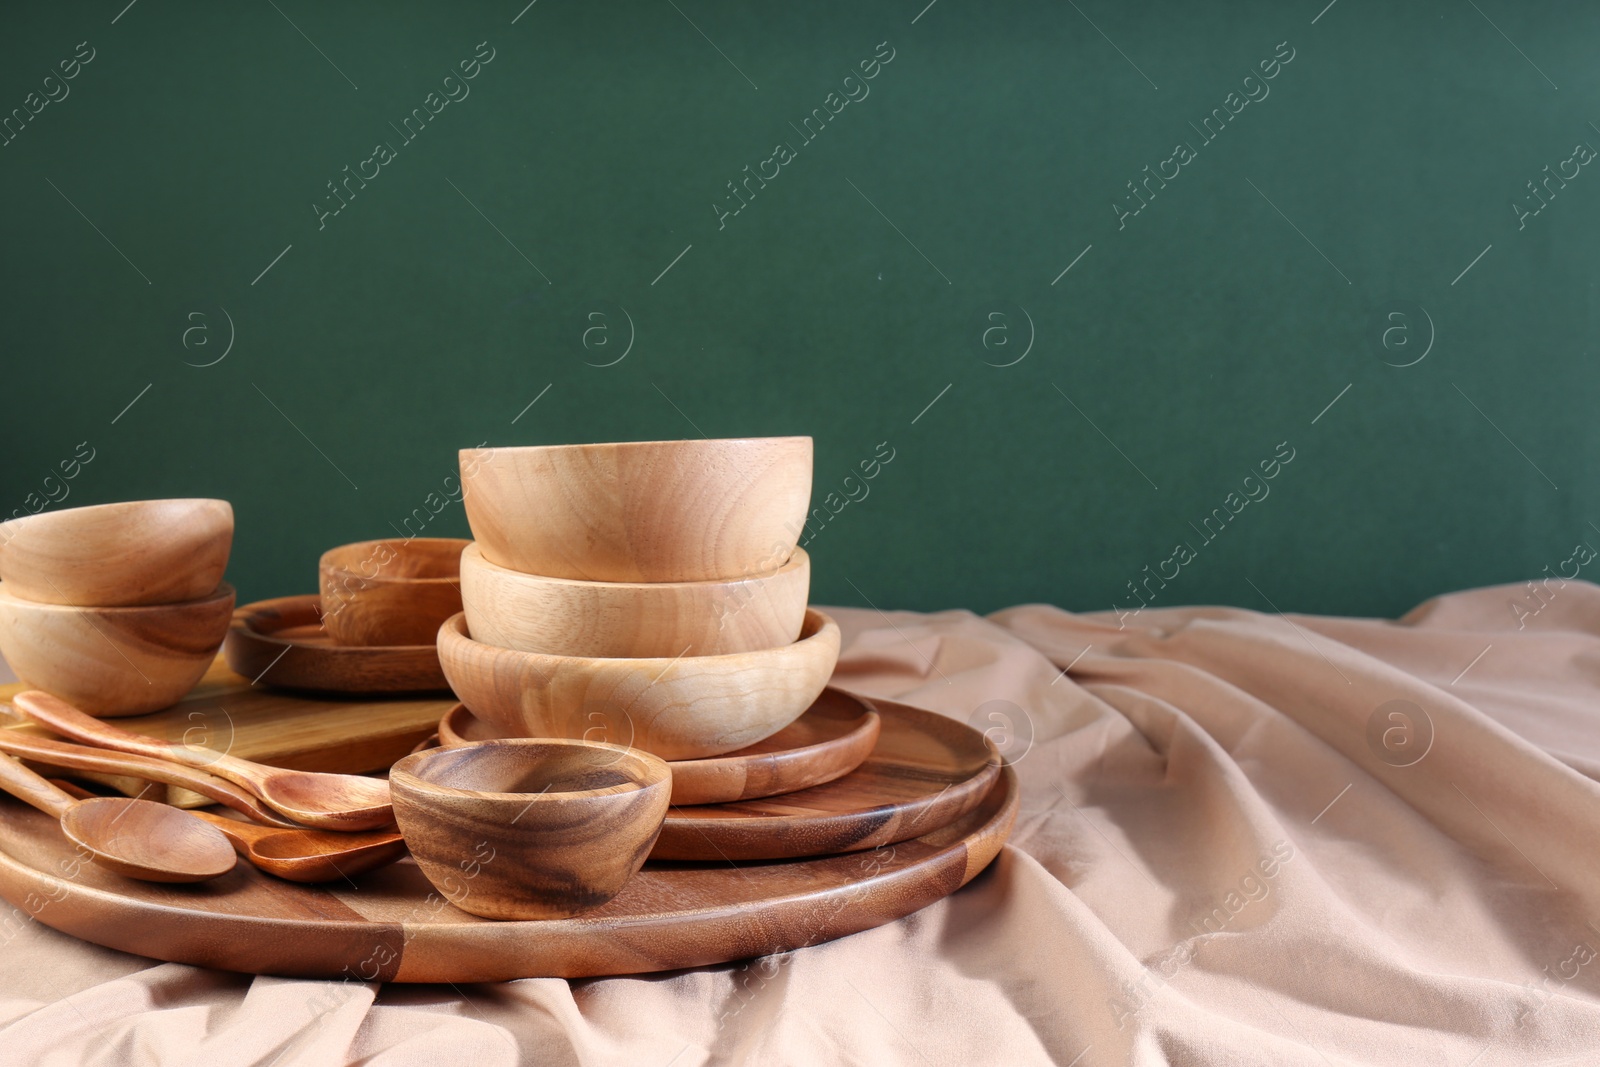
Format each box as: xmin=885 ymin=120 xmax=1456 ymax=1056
xmin=0 ymin=657 xmax=451 ymax=806
xmin=0 ymin=766 xmax=1018 ymax=982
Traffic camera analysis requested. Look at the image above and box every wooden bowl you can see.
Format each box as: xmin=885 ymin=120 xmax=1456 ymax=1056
xmin=459 ymin=437 xmax=812 ymax=583
xmin=436 ymin=607 xmax=841 ymax=760
xmin=319 ymin=538 xmax=469 ymax=647
xmin=459 ymin=542 xmax=809 ymax=658
xmin=0 ymin=583 xmax=236 ymax=715
xmin=0 ymin=499 xmax=232 ymax=607
xmin=389 ymin=739 xmax=671 ymax=920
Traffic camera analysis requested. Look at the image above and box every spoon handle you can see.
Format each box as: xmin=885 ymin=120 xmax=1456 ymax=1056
xmin=0 ymin=730 xmax=301 ymax=829
xmin=13 ymin=690 xmax=222 ymax=768
xmin=0 ymin=753 xmax=74 ymax=819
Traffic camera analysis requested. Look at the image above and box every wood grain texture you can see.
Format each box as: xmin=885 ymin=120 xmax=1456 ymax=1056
xmin=0 ymin=498 xmax=232 ymax=607
xmin=438 ymin=688 xmax=880 ymax=805
xmin=438 ymin=608 xmax=840 ymax=760
xmin=0 ymin=583 xmax=235 ymax=715
xmin=391 ymin=740 xmax=671 ymax=920
xmin=1 ymin=657 xmax=448 ymax=812
xmin=459 ymin=437 xmax=812 ymax=583
xmin=459 ymin=542 xmax=809 ymax=658
xmin=653 ymin=698 xmax=1001 ymax=860
xmin=13 ymin=691 xmax=395 ymax=832
xmin=0 ymin=764 xmax=1016 ymax=981
xmin=319 ymin=538 xmax=468 ymax=647
xmin=223 ymin=595 xmax=449 ymax=694
xmin=189 ymin=811 xmax=406 ymax=884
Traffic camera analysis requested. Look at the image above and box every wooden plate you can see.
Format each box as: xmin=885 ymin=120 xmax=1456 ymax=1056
xmin=439 ymin=688 xmax=883 ymax=806
xmin=223 ymin=595 xmax=450 ymax=695
xmin=652 ymin=699 xmax=1002 ymax=861
xmin=0 ymin=765 xmax=1018 ymax=982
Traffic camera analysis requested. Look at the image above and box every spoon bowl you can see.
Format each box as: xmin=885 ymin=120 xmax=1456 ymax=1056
xmin=60 ymin=796 xmax=238 ymax=883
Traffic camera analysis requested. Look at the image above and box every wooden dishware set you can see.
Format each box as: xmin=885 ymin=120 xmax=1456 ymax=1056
xmin=0 ymin=437 xmax=1018 ymax=980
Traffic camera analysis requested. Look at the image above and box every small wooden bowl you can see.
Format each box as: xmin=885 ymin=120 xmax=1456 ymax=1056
xmin=0 ymin=499 xmax=232 ymax=607
xmin=459 ymin=542 xmax=809 ymax=658
xmin=459 ymin=437 xmax=812 ymax=583
xmin=436 ymin=608 xmax=841 ymax=760
xmin=0 ymin=583 xmax=236 ymax=715
xmin=389 ymin=739 xmax=671 ymax=921
xmin=319 ymin=538 xmax=469 ymax=647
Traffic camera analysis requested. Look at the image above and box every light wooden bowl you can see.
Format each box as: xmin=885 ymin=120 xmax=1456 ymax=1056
xmin=0 ymin=584 xmax=236 ymax=715
xmin=459 ymin=437 xmax=813 ymax=583
xmin=319 ymin=538 xmax=469 ymax=647
xmin=390 ymin=739 xmax=671 ymax=920
xmin=436 ymin=608 xmax=841 ymax=760
xmin=0 ymin=499 xmax=232 ymax=607
xmin=459 ymin=542 xmax=809 ymax=658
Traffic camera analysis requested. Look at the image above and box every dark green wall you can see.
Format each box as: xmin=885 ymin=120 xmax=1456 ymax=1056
xmin=2 ymin=1 xmax=1596 ymax=620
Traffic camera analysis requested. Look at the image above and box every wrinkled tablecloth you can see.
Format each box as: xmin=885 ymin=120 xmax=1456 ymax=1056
xmin=3 ymin=581 xmax=1599 ymax=1066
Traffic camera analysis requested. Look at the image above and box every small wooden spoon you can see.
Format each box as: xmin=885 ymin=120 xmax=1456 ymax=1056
xmin=0 ymin=754 xmax=235 ymax=883
xmin=14 ymin=691 xmax=393 ymax=831
xmin=0 ymin=728 xmax=301 ymax=828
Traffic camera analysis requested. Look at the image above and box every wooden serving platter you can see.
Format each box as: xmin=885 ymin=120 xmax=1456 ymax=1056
xmin=223 ymin=595 xmax=449 ymax=694
xmin=0 ymin=766 xmax=1018 ymax=982
xmin=652 ymin=701 xmax=1001 ymax=861
xmin=0 ymin=658 xmax=451 ymax=807
xmin=441 ymin=688 xmax=883 ymax=806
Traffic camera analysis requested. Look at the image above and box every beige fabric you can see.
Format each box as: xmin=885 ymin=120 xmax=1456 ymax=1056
xmin=4 ymin=582 xmax=1600 ymax=1065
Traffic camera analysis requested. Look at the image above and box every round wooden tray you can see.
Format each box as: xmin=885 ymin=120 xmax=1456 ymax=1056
xmin=652 ymin=701 xmax=1001 ymax=860
xmin=0 ymin=766 xmax=1018 ymax=982
xmin=440 ymin=688 xmax=883 ymax=806
xmin=222 ymin=595 xmax=450 ymax=694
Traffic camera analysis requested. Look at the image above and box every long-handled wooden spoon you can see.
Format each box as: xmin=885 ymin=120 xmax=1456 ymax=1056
xmin=14 ymin=691 xmax=393 ymax=831
xmin=47 ymin=779 xmax=406 ymax=884
xmin=0 ymin=728 xmax=302 ymax=828
xmin=0 ymin=755 xmax=235 ymax=883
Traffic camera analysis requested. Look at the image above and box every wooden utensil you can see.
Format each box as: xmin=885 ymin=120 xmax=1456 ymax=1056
xmin=437 ymin=608 xmax=840 ymax=761
xmin=390 ymin=739 xmax=671 ymax=920
xmin=0 ymin=498 xmax=232 ymax=607
xmin=459 ymin=541 xmax=810 ymax=658
xmin=223 ymin=595 xmax=449 ymax=694
xmin=0 ymin=754 xmax=235 ymax=883
xmin=0 ymin=583 xmax=236 ymax=716
xmin=13 ymin=691 xmax=394 ymax=831
xmin=0 ymin=727 xmax=301 ymax=828
xmin=652 ymin=698 xmax=1002 ymax=861
xmin=0 ymin=761 xmax=1017 ymax=980
xmin=438 ymin=688 xmax=881 ymax=805
xmin=459 ymin=437 xmax=812 ymax=583
xmin=319 ymin=538 xmax=468 ymax=647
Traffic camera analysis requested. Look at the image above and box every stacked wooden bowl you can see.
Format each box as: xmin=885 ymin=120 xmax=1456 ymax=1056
xmin=441 ymin=437 xmax=840 ymax=760
xmin=0 ymin=500 xmax=236 ymax=715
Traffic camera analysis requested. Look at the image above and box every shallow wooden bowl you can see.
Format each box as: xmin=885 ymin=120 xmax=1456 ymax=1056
xmin=459 ymin=542 xmax=809 ymax=658
xmin=319 ymin=538 xmax=469 ymax=647
xmin=459 ymin=437 xmax=813 ymax=583
xmin=223 ymin=595 xmax=449 ymax=694
xmin=0 ymin=499 xmax=232 ymax=607
xmin=390 ymin=738 xmax=671 ymax=921
xmin=0 ymin=583 xmax=235 ymax=716
xmin=436 ymin=608 xmax=841 ymax=760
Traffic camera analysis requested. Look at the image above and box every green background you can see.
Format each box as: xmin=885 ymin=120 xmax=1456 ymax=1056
xmin=1 ymin=0 xmax=1594 ymax=620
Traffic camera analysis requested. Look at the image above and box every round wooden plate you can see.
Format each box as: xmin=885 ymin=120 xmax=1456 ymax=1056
xmin=438 ymin=688 xmax=883 ymax=806
xmin=0 ymin=766 xmax=1018 ymax=982
xmin=651 ymin=700 xmax=1002 ymax=861
xmin=222 ymin=595 xmax=450 ymax=695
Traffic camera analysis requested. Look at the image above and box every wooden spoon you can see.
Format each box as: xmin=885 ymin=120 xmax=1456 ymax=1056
xmin=0 ymin=728 xmax=301 ymax=828
xmin=13 ymin=691 xmax=393 ymax=831
xmin=0 ymin=754 xmax=235 ymax=883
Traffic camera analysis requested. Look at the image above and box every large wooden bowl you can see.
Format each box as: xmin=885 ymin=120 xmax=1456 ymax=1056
xmin=0 ymin=499 xmax=232 ymax=607
xmin=390 ymin=739 xmax=671 ymax=920
xmin=459 ymin=542 xmax=809 ymax=658
xmin=0 ymin=583 xmax=236 ymax=715
xmin=458 ymin=437 xmax=812 ymax=583
xmin=436 ymin=608 xmax=841 ymax=760
xmin=319 ymin=538 xmax=469 ymax=647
